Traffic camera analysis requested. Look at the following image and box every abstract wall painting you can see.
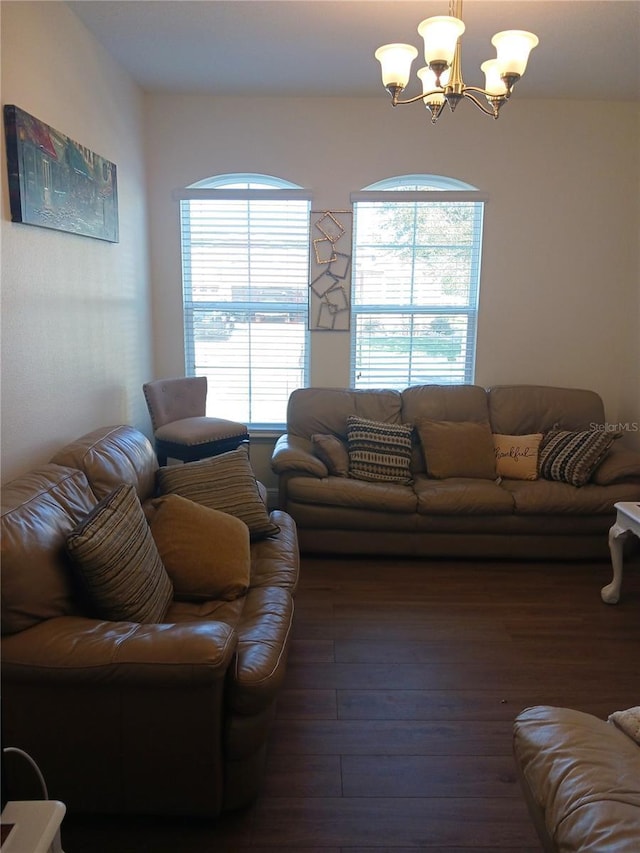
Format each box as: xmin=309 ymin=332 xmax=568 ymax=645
xmin=3 ymin=105 xmax=119 ymax=242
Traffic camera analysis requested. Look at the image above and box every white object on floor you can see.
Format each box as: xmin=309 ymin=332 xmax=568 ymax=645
xmin=1 ymin=800 xmax=65 ymax=853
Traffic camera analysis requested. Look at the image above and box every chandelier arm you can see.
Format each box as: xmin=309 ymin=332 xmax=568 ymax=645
xmin=463 ymin=84 xmax=512 ymax=100
xmin=389 ymin=89 xmax=444 ymax=106
xmin=461 ymin=90 xmax=500 ymax=118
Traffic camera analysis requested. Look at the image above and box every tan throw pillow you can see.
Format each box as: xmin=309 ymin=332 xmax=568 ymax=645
xmin=416 ymin=420 xmax=497 ymax=479
xmin=346 ymin=416 xmax=413 ymax=484
xmin=156 ymin=446 xmax=279 ymax=540
xmin=66 ymin=484 xmax=173 ymax=623
xmin=149 ymin=494 xmax=250 ymax=601
xmin=493 ymin=433 xmax=543 ymax=480
xmin=311 ymin=433 xmax=349 ymax=477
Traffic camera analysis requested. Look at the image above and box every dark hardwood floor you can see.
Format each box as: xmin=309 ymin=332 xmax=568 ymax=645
xmin=62 ymin=554 xmax=640 ymax=852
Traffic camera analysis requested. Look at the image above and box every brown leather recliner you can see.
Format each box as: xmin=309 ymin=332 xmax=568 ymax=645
xmin=1 ymin=424 xmax=299 ymax=817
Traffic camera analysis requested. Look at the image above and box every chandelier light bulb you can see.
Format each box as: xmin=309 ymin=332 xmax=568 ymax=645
xmin=491 ymin=30 xmax=539 ymax=78
xmin=418 ymin=15 xmax=465 ymax=68
xmin=375 ymin=43 xmax=418 ymax=90
xmin=416 ymin=66 xmax=450 ymax=104
xmin=480 ymin=59 xmax=508 ymax=98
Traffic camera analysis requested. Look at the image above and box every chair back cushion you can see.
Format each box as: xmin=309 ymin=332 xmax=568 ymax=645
xmin=143 ymin=377 xmax=207 ymax=430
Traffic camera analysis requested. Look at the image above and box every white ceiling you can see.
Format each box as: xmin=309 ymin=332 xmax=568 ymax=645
xmin=67 ymin=0 xmax=640 ymax=101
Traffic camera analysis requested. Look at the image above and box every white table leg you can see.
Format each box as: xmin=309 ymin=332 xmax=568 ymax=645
xmin=602 ymin=522 xmax=630 ymax=604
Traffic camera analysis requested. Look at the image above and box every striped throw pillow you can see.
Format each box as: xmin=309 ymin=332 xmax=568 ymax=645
xmin=538 ymin=429 xmax=619 ymax=487
xmin=156 ymin=446 xmax=280 ymax=539
xmin=67 ymin=484 xmax=173 ymax=623
xmin=346 ymin=416 xmax=413 ymax=484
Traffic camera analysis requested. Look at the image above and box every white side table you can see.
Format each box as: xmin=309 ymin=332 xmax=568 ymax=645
xmin=602 ymin=501 xmax=640 ymax=604
xmin=1 ymin=800 xmax=65 ymax=852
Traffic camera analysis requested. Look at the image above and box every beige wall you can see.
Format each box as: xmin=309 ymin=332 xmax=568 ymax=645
xmin=1 ymin=1 xmax=152 ymax=483
xmin=2 ymin=3 xmax=638 ymax=490
xmin=145 ymin=94 xmax=640 ymax=488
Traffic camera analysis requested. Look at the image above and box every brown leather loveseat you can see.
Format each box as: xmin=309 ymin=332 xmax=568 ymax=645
xmin=1 ymin=425 xmax=299 ymax=817
xmin=272 ymin=384 xmax=640 ymax=559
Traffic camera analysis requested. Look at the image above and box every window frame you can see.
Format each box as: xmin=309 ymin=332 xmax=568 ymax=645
xmin=174 ymin=174 xmax=312 ymax=430
xmin=349 ymin=176 xmax=487 ymax=389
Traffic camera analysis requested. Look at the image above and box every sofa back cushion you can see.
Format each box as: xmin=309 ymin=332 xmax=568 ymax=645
xmin=1 ymin=464 xmax=96 ymax=635
xmin=487 ymin=385 xmax=606 ymax=435
xmin=287 ymin=387 xmax=402 ymax=440
xmin=401 ymin=385 xmax=491 ymax=475
xmin=51 ymin=425 xmax=158 ymax=503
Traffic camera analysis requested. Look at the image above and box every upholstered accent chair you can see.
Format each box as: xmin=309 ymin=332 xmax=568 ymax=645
xmin=143 ymin=376 xmax=249 ymax=466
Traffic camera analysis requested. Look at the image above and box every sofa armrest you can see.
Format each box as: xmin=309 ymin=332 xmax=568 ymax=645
xmin=271 ymin=434 xmax=327 ymax=477
xmin=1 ymin=615 xmax=237 ymax=684
xmin=2 ymin=616 xmax=238 ymax=816
xmin=592 ymin=442 xmax=640 ymax=485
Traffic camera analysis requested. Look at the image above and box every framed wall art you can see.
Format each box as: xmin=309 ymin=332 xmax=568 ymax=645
xmin=3 ymin=105 xmax=119 ymax=242
xmin=308 ymin=209 xmax=352 ymax=331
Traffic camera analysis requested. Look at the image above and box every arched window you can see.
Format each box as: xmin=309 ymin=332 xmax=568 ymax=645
xmin=350 ymin=175 xmax=486 ymax=388
xmin=176 ymin=173 xmax=311 ymax=428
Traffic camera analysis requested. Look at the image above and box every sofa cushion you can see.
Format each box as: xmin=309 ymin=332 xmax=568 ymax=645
xmin=312 ymin=433 xmax=349 ymax=477
xmin=346 ymin=416 xmax=413 ymax=484
xmin=538 ymin=429 xmax=619 ymax=487
xmin=493 ymin=433 xmax=543 ymax=481
xmin=1 ymin=465 xmax=96 ymax=635
xmin=487 ymin=385 xmax=605 ymax=434
xmin=157 ymin=446 xmax=280 ymax=540
xmin=416 ymin=420 xmax=497 ymax=480
xmin=149 ymin=494 xmax=250 ymax=602
xmin=287 ymin=387 xmax=402 ymax=440
xmin=66 ymin=483 xmax=173 ymax=623
xmin=286 ymin=473 xmax=418 ymax=513
xmin=414 ymin=475 xmax=514 ymax=515
xmin=502 ymin=478 xmax=640 ymax=514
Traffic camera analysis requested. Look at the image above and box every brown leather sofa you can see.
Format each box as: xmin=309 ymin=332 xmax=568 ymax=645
xmin=513 ymin=705 xmax=640 ymax=852
xmin=1 ymin=425 xmax=299 ymax=817
xmin=271 ymin=384 xmax=640 ymax=559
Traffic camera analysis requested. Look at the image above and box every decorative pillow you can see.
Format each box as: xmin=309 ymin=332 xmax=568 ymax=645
xmin=416 ymin=420 xmax=497 ymax=480
xmin=538 ymin=429 xmax=620 ymax=487
xmin=312 ymin=433 xmax=349 ymax=477
xmin=156 ymin=446 xmax=279 ymax=540
xmin=493 ymin=433 xmax=543 ymax=481
xmin=346 ymin=416 xmax=413 ymax=484
xmin=149 ymin=494 xmax=250 ymax=601
xmin=66 ymin=483 xmax=173 ymax=623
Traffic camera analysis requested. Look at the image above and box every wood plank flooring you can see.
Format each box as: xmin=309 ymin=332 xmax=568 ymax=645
xmin=62 ymin=555 xmax=640 ymax=852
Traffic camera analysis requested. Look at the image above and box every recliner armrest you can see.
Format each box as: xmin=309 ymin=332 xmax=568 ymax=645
xmin=1 ymin=616 xmax=237 ymax=685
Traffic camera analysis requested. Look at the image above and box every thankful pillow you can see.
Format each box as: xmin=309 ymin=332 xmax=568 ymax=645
xmin=538 ymin=429 xmax=620 ymax=487
xmin=149 ymin=494 xmax=250 ymax=601
xmin=66 ymin=484 xmax=173 ymax=623
xmin=346 ymin=416 xmax=413 ymax=484
xmin=493 ymin=433 xmax=543 ymax=480
xmin=156 ymin=446 xmax=279 ymax=539
xmin=312 ymin=433 xmax=349 ymax=477
xmin=416 ymin=420 xmax=496 ymax=479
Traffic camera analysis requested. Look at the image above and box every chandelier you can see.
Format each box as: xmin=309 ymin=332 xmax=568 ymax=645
xmin=374 ymin=0 xmax=539 ymax=123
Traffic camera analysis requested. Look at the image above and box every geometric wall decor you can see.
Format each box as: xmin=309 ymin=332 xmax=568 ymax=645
xmin=308 ymin=209 xmax=352 ymax=330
